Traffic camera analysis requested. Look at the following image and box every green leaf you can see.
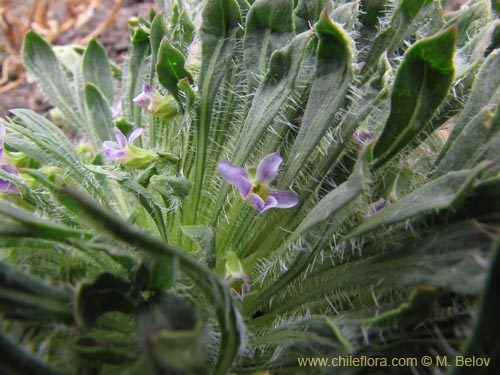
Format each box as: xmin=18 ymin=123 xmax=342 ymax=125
xmin=258 ymin=221 xmax=492 ymax=328
xmin=0 ymin=333 xmax=70 ymax=375
xmin=84 ymin=83 xmax=115 ymax=145
xmin=451 ymin=238 xmax=500 ymax=375
xmin=280 ymin=9 xmax=353 ymax=186
xmin=137 ymin=292 xmax=208 ymax=374
xmin=359 ymin=0 xmax=386 ymax=29
xmin=0 ymin=199 xmax=86 ymax=240
xmin=74 ymin=272 xmax=137 ymax=328
xmin=244 ymin=0 xmax=295 ymax=90
xmin=350 ymin=161 xmax=491 ymax=238
xmin=294 ymin=0 xmax=331 ymax=32
xmin=361 ymin=0 xmax=439 ymax=74
xmin=22 ymin=31 xmax=81 ymax=129
xmin=443 ymin=0 xmax=491 ymax=48
xmin=73 ymin=337 xmax=139 ymax=364
xmin=171 ymin=2 xmax=195 ymax=52
xmin=434 ymin=105 xmax=500 ymax=175
xmin=231 ymin=32 xmax=312 ymax=167
xmin=156 ymin=37 xmax=193 ymax=103
xmin=134 ymin=255 xmax=177 ymax=291
xmin=150 ymin=13 xmax=169 ymax=82
xmin=0 ymin=261 xmax=70 ymax=303
xmin=185 ymin=0 xmax=243 ymax=224
xmin=0 ymin=287 xmax=74 ymax=324
xmin=121 ymin=39 xmax=150 ymax=127
xmin=181 ymin=225 xmax=216 ymax=269
xmin=437 ymin=48 xmax=500 ymax=166
xmin=82 ymin=38 xmax=114 ymax=104
xmin=373 ymin=26 xmax=457 ymax=167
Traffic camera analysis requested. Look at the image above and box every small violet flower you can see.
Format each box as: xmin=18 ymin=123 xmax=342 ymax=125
xmin=218 ymin=152 xmax=299 ymax=213
xmin=133 ymin=83 xmax=179 ymax=119
xmin=0 ymin=124 xmax=19 ymax=194
xmin=102 ymin=127 xmax=157 ymax=169
xmin=0 ymin=163 xmax=20 ymax=194
xmin=223 ymin=252 xmax=251 ymax=301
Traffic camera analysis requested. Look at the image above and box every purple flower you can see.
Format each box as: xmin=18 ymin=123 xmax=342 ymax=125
xmin=102 ymin=127 xmax=158 ymax=169
xmin=0 ymin=163 xmax=19 ymax=194
xmin=218 ymin=152 xmax=299 ymax=213
xmin=133 ymin=83 xmax=154 ymax=110
xmin=103 ymin=127 xmax=144 ymax=160
xmin=0 ymin=123 xmax=5 ymax=157
xmin=223 ymin=273 xmax=251 ymax=301
xmin=133 ymin=83 xmax=179 ymax=119
xmin=352 ymin=130 xmax=373 ymax=148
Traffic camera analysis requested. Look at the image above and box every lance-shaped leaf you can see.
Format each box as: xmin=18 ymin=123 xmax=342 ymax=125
xmin=22 ymin=31 xmax=81 ymax=129
xmin=186 ymin=0 xmax=242 ymax=225
xmin=361 ymin=0 xmax=439 ymax=74
xmin=0 ymin=333 xmax=70 ymax=375
xmin=294 ymin=0 xmax=331 ymax=32
xmin=373 ymin=26 xmax=457 ymax=168
xmin=243 ymin=0 xmax=295 ymax=91
xmin=84 ymin=83 xmax=115 ymax=145
xmin=156 ymin=37 xmax=193 ymax=103
xmin=451 ymin=239 xmax=500 ymax=375
xmin=436 ymin=48 xmax=500 ymax=167
xmin=82 ymin=38 xmax=114 ymax=104
xmin=434 ymin=104 xmax=500 ymax=176
xmin=182 ymin=225 xmax=216 ymax=270
xmin=0 ymin=261 xmax=70 ymax=303
xmin=280 ymin=9 xmax=353 ymax=187
xmin=350 ymin=161 xmax=491 ymax=238
xmin=0 ymin=199 xmax=86 ymax=240
xmin=121 ymin=39 xmax=150 ymax=126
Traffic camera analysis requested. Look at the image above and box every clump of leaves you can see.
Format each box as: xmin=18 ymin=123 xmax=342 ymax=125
xmin=1 ymin=0 xmax=499 ymax=374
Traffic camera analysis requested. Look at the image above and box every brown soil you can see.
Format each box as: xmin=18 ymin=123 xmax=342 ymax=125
xmin=0 ymin=0 xmax=155 ymax=117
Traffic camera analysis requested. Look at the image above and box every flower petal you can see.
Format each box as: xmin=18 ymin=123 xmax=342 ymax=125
xmin=0 ymin=164 xmax=19 ymax=194
xmin=255 ymin=152 xmax=282 ymax=184
xmin=0 ymin=123 xmax=5 ymax=137
xmin=0 ymin=179 xmax=18 ymax=193
xmin=248 ymin=193 xmax=266 ymax=212
xmin=0 ymin=163 xmax=18 ymax=175
xmin=218 ymin=161 xmax=249 ymax=186
xmin=261 ymin=195 xmax=278 ymax=212
xmin=235 ymin=174 xmax=252 ymax=198
xmin=269 ymin=190 xmax=299 ymax=208
xmin=128 ymin=128 xmax=144 ymax=144
xmin=132 ymin=84 xmax=153 ymax=109
xmin=103 ymin=141 xmax=126 ymax=160
xmin=113 ymin=128 xmax=127 ymax=148
xmin=249 ymin=193 xmax=278 ymax=213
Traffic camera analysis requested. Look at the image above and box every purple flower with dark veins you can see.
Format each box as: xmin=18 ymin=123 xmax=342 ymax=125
xmin=0 ymin=163 xmax=19 ymax=194
xmin=218 ymin=152 xmax=299 ymax=213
